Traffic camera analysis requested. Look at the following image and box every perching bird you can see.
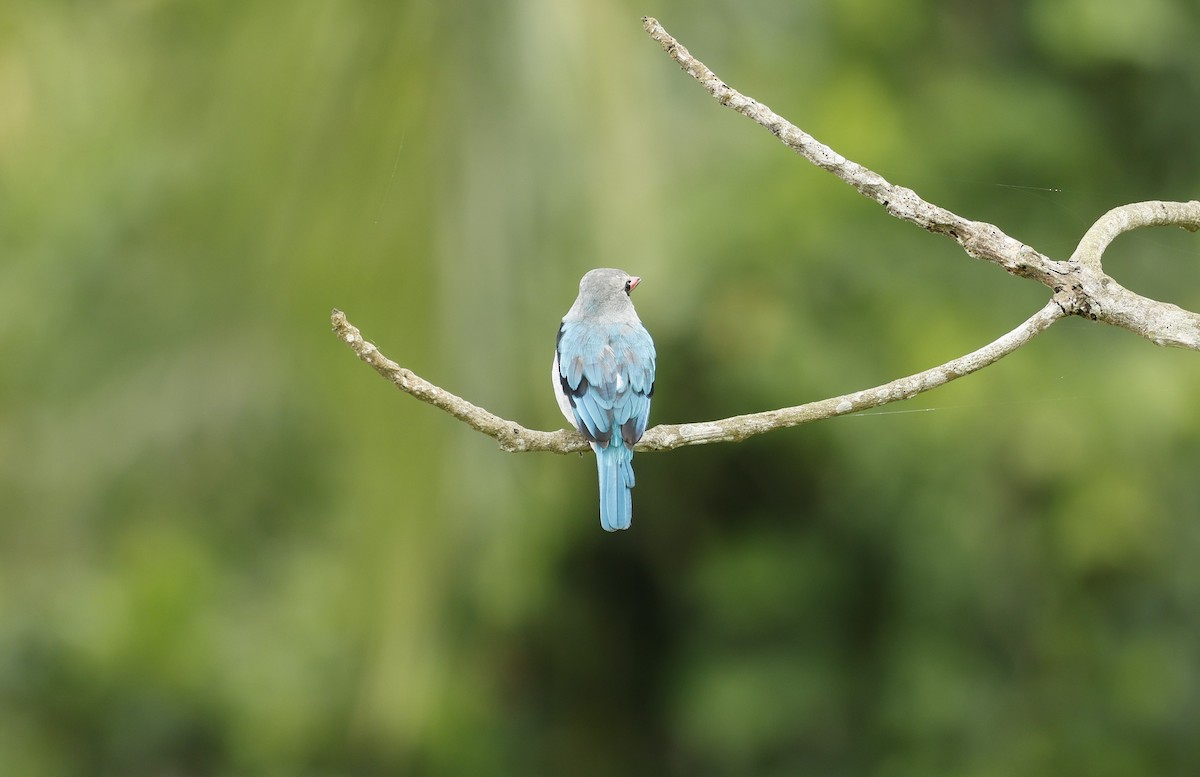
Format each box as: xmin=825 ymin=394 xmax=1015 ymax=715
xmin=553 ymin=268 xmax=656 ymax=531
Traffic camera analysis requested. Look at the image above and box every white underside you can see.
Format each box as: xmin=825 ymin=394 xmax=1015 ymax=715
xmin=551 ymin=349 xmax=576 ymax=427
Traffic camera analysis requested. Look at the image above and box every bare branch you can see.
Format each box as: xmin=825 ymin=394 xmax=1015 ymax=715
xmin=641 ymin=16 xmax=1066 ymax=288
xmin=332 ymin=303 xmax=1064 ymax=453
xmin=640 ymin=300 xmax=1065 ymax=449
xmin=333 ymin=21 xmax=1200 ymax=454
xmin=642 ymin=17 xmax=1200 ymax=351
xmin=332 ymin=309 xmax=587 ymax=454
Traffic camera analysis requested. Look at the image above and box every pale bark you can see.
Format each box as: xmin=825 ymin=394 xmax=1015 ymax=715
xmin=330 ymin=19 xmax=1200 ymax=453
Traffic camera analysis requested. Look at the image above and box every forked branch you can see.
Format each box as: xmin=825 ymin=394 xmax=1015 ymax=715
xmin=641 ymin=16 xmax=1200 ymax=349
xmin=332 ymin=19 xmax=1200 ymax=453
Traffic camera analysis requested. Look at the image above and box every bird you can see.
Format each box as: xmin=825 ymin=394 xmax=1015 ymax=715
xmin=553 ymin=268 xmax=656 ymax=531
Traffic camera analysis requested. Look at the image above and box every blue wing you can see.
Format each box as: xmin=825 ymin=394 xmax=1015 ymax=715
xmin=555 ymin=320 xmax=656 ymax=447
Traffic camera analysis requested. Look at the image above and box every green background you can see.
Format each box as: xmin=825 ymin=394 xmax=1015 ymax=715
xmin=5 ymin=0 xmax=1200 ymax=774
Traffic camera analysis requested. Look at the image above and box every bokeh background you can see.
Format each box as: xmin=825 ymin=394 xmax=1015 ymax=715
xmin=5 ymin=0 xmax=1200 ymax=774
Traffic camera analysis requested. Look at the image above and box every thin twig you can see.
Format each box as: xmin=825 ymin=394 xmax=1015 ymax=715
xmin=638 ymin=300 xmax=1065 ymax=449
xmin=332 ymin=310 xmax=583 ymax=453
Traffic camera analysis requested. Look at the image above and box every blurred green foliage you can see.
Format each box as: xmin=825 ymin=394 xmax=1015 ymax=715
xmin=4 ymin=0 xmax=1200 ymax=774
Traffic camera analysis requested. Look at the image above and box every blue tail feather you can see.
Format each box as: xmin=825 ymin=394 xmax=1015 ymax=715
xmin=595 ymin=440 xmax=635 ymax=531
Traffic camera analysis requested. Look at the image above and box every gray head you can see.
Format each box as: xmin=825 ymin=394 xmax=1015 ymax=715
xmin=565 ymin=268 xmax=643 ymax=321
